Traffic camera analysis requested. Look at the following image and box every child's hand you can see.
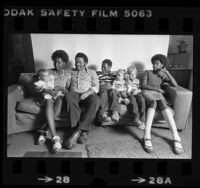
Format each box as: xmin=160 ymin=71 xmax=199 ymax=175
xmin=131 ymin=89 xmax=138 ymax=95
xmin=124 ymin=98 xmax=130 ymax=105
xmin=158 ymin=89 xmax=165 ymax=94
xmin=55 ymin=91 xmax=64 ymax=98
xmin=118 ymin=97 xmax=123 ymax=104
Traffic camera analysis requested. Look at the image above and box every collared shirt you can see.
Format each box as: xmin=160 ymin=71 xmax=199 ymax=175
xmin=70 ymin=68 xmax=99 ymax=93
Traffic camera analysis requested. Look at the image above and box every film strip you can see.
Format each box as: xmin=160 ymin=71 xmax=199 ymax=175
xmin=3 ymin=5 xmax=200 ymax=186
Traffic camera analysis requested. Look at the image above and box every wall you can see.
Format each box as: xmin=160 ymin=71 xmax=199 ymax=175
xmin=31 ymin=34 xmax=169 ymax=72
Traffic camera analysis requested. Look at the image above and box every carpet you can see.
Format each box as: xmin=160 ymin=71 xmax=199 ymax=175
xmin=86 ymin=139 xmax=158 ymax=158
xmin=86 ymin=138 xmax=191 ymax=159
xmin=23 ymin=151 xmax=82 ymax=158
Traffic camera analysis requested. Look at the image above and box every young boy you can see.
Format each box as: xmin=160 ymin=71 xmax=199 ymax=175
xmin=97 ymin=59 xmax=119 ymax=122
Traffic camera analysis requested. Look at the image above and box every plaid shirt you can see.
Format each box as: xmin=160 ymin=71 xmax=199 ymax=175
xmin=70 ymin=68 xmax=99 ymax=93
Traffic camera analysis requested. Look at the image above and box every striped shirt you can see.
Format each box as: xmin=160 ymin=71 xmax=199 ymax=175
xmin=70 ymin=68 xmax=99 ymax=94
xmin=97 ymin=71 xmax=116 ymax=90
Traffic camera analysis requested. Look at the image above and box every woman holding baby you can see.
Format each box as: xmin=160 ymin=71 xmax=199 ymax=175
xmin=35 ymin=50 xmax=71 ymax=153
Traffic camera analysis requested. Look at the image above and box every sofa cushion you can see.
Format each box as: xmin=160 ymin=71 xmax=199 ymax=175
xmin=19 ymin=73 xmax=42 ymax=97
xmin=16 ymin=98 xmax=43 ymax=115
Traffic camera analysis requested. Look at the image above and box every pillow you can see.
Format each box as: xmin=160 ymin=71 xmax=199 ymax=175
xmin=16 ymin=98 xmax=43 ymax=115
xmin=19 ymin=73 xmax=42 ymax=97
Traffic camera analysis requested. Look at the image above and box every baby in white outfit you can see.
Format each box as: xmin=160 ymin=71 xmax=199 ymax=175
xmin=34 ymin=69 xmax=63 ymax=100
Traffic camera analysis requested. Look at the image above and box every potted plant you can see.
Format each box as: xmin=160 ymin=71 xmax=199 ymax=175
xmin=177 ymin=38 xmax=188 ymax=53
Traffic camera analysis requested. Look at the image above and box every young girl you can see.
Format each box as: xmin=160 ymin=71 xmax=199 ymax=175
xmin=126 ymin=66 xmax=146 ymax=129
xmin=141 ymin=54 xmax=184 ymax=155
xmin=110 ymin=69 xmax=127 ymax=122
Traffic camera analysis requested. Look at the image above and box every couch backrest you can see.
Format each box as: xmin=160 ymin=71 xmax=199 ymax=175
xmin=96 ymin=71 xmax=146 ymax=81
xmin=19 ymin=71 xmax=146 ymax=97
xmin=136 ymin=71 xmax=146 ymax=81
xmin=19 ymin=73 xmax=42 ymax=97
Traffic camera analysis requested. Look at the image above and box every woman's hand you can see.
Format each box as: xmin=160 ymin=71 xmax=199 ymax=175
xmin=56 ymin=87 xmax=68 ymax=94
xmin=158 ymin=69 xmax=169 ymax=80
xmin=55 ymin=91 xmax=65 ymax=98
xmin=162 ymin=69 xmax=178 ymax=87
xmin=43 ymin=89 xmax=57 ymax=97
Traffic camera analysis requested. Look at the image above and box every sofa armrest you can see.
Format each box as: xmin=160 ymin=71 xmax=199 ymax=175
xmin=165 ymin=85 xmax=192 ymax=130
xmin=7 ymin=84 xmax=25 ymax=135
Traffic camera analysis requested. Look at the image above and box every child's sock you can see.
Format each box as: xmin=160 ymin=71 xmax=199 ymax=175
xmin=161 ymin=108 xmax=181 ymax=141
xmin=144 ymin=108 xmax=155 ymax=139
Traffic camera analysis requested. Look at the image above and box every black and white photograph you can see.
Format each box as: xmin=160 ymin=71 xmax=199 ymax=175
xmin=7 ymin=34 xmax=193 ymax=158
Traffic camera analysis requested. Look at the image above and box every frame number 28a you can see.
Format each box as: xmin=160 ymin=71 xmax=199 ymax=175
xmin=149 ymin=177 xmax=172 ymax=185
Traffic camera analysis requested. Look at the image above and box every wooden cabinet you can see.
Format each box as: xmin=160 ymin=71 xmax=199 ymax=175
xmin=5 ymin=34 xmax=35 ymax=85
xmin=168 ymin=68 xmax=192 ymax=89
xmin=167 ymin=52 xmax=192 ymax=89
xmin=167 ymin=52 xmax=191 ymax=69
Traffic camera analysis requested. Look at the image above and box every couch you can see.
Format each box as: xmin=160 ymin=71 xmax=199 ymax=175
xmin=7 ymin=72 xmax=193 ymax=135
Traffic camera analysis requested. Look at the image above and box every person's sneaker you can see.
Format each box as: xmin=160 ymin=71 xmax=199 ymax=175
xmin=128 ymin=117 xmax=141 ymax=126
xmin=36 ymin=130 xmax=48 ymax=145
xmin=52 ymin=136 xmax=62 ymax=153
xmin=137 ymin=121 xmax=146 ymax=130
xmin=101 ymin=112 xmax=111 ymax=122
xmin=111 ymin=111 xmax=120 ymax=122
xmin=133 ymin=117 xmax=142 ymax=126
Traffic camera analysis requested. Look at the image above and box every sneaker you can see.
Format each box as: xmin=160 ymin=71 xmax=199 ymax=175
xmin=128 ymin=117 xmax=141 ymax=126
xmin=111 ymin=111 xmax=120 ymax=122
xmin=36 ymin=130 xmax=48 ymax=145
xmin=52 ymin=136 xmax=62 ymax=153
xmin=134 ymin=117 xmax=142 ymax=125
xmin=137 ymin=121 xmax=146 ymax=130
xmin=101 ymin=112 xmax=111 ymax=122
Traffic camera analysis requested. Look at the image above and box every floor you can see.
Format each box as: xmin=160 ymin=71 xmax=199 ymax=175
xmin=7 ymin=111 xmax=192 ymax=159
